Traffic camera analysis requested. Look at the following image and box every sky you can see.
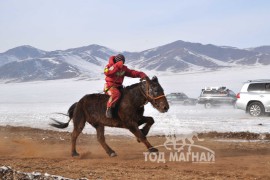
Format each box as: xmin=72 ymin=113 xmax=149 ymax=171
xmin=1 ymin=0 xmax=270 ymax=53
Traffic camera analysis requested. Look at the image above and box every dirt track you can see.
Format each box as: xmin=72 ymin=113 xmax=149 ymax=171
xmin=0 ymin=126 xmax=270 ymax=179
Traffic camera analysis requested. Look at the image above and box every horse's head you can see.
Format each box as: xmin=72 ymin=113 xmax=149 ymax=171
xmin=141 ymin=76 xmax=169 ymax=113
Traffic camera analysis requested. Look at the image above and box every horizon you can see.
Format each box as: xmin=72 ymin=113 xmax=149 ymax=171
xmin=1 ymin=39 xmax=270 ymax=54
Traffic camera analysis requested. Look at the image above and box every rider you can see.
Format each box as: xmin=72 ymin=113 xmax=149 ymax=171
xmin=104 ymin=54 xmax=147 ymax=118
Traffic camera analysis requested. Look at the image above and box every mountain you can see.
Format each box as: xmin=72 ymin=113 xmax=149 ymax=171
xmin=0 ymin=45 xmax=44 ymax=67
xmin=249 ymin=46 xmax=270 ymax=54
xmin=4 ymin=45 xmax=46 ymax=59
xmin=0 ymin=41 xmax=269 ymax=82
xmin=126 ymin=40 xmax=270 ymax=71
xmin=0 ymin=44 xmax=116 ymax=82
xmin=0 ymin=58 xmax=80 ymax=82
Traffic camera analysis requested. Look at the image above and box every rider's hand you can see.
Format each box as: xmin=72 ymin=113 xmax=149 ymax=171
xmin=140 ymin=72 xmax=147 ymax=79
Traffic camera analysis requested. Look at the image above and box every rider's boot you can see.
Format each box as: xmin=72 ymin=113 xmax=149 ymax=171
xmin=106 ymin=107 xmax=113 ymax=118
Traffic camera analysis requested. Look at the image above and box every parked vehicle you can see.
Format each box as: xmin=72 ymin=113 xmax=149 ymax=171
xmin=236 ymin=79 xmax=270 ymax=117
xmin=166 ymin=93 xmax=197 ymax=105
xmin=197 ymin=87 xmax=237 ymax=108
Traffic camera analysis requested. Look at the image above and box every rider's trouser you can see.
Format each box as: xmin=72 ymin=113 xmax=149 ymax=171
xmin=105 ymin=86 xmax=121 ymax=108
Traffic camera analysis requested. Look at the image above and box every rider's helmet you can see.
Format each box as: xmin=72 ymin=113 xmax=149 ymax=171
xmin=114 ymin=54 xmax=125 ymax=64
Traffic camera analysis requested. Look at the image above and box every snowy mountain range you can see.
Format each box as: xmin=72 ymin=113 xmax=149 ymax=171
xmin=0 ymin=40 xmax=270 ymax=82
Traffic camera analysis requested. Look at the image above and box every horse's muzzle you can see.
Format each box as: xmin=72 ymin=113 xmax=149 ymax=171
xmin=154 ymin=101 xmax=169 ymax=113
xmin=162 ymin=105 xmax=169 ymax=112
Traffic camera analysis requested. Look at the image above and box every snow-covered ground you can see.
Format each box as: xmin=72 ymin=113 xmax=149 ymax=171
xmin=0 ymin=65 xmax=269 ymax=135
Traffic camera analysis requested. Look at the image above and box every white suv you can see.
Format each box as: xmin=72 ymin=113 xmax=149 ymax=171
xmin=236 ymin=80 xmax=270 ymax=116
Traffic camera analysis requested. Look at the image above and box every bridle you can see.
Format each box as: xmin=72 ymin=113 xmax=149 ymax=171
xmin=140 ymin=79 xmax=165 ymax=106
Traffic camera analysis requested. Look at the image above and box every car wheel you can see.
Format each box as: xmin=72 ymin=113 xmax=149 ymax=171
xmin=205 ymin=102 xmax=212 ymax=109
xmin=248 ymin=102 xmax=265 ymax=117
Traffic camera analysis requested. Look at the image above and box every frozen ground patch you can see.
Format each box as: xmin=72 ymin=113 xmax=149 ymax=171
xmin=0 ymin=66 xmax=270 ymax=135
xmin=0 ymin=102 xmax=269 ymax=135
xmin=147 ymin=104 xmax=270 ymax=135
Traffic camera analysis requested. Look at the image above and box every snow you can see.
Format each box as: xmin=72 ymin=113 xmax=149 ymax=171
xmin=98 ymin=47 xmax=112 ymax=54
xmin=143 ymin=47 xmax=159 ymax=55
xmin=0 ymin=166 xmax=86 ymax=180
xmin=183 ymin=48 xmax=232 ymax=67
xmin=199 ymin=54 xmax=233 ymax=66
xmin=61 ymin=55 xmax=103 ymax=77
xmin=0 ymin=166 xmax=9 ymax=171
xmin=0 ymin=66 xmax=270 ymax=135
xmin=41 ymin=58 xmax=60 ymax=64
xmin=174 ymin=56 xmax=205 ymax=71
xmin=95 ymin=57 xmax=108 ymax=66
xmin=0 ymin=55 xmax=18 ymax=67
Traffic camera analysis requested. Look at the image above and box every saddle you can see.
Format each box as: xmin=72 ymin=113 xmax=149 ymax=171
xmin=108 ymin=86 xmax=124 ymax=118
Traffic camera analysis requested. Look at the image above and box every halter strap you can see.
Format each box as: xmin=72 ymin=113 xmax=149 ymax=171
xmin=144 ymin=80 xmax=165 ymax=100
xmin=140 ymin=80 xmax=165 ymax=106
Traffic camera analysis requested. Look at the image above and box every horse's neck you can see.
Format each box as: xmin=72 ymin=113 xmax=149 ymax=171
xmin=124 ymin=84 xmax=146 ymax=107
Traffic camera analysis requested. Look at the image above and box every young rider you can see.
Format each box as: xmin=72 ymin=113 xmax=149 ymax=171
xmin=104 ymin=54 xmax=147 ymax=118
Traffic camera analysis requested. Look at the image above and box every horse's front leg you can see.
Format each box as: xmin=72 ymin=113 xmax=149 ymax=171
xmin=137 ymin=116 xmax=154 ymax=143
xmin=138 ymin=116 xmax=154 ymax=136
xmin=95 ymin=125 xmax=117 ymax=157
xmin=128 ymin=124 xmax=158 ymax=153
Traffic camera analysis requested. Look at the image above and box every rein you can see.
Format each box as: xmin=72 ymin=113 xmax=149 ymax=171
xmin=139 ymin=80 xmax=165 ymax=106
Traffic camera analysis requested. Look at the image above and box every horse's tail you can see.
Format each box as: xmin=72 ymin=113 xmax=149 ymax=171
xmin=50 ymin=102 xmax=77 ymax=129
xmin=68 ymin=102 xmax=77 ymax=119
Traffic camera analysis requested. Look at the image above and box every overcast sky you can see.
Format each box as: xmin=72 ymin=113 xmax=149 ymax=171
xmin=1 ymin=0 xmax=270 ymax=53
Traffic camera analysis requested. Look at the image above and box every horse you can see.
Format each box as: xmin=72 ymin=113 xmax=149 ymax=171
xmin=50 ymin=76 xmax=169 ymax=157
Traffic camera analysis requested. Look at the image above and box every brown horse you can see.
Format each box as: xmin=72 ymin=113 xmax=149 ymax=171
xmin=50 ymin=76 xmax=169 ymax=157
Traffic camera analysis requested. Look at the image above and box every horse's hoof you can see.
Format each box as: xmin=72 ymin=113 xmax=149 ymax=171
xmin=109 ymin=152 xmax=117 ymax=157
xmin=72 ymin=152 xmax=80 ymax=157
xmin=148 ymin=147 xmax=159 ymax=153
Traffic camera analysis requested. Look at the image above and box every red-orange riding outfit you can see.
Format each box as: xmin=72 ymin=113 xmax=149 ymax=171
xmin=104 ymin=56 xmax=146 ymax=108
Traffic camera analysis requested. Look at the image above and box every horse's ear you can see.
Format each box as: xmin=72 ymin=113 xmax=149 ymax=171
xmin=152 ymin=76 xmax=158 ymax=83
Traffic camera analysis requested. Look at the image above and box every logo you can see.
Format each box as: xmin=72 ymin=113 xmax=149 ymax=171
xmin=116 ymin=71 xmax=125 ymax=77
xmin=143 ymin=129 xmax=215 ymax=163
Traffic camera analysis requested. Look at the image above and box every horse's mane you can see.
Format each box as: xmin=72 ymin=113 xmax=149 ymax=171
xmin=124 ymin=82 xmax=141 ymax=91
xmin=87 ymin=82 xmax=141 ymax=98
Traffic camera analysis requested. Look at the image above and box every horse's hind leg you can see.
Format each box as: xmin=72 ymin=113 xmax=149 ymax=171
xmin=71 ymin=114 xmax=86 ymax=157
xmin=96 ymin=125 xmax=117 ymax=157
